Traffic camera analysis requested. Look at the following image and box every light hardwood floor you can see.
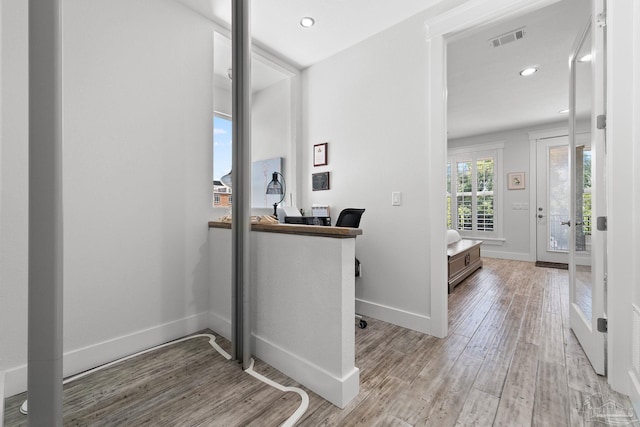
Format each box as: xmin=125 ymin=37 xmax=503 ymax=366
xmin=4 ymin=258 xmax=638 ymax=426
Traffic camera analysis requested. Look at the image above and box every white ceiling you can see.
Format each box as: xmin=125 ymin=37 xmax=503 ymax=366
xmin=177 ymin=0 xmax=455 ymax=68
xmin=212 ymin=32 xmax=290 ymax=93
xmin=447 ymin=0 xmax=590 ymax=139
xmin=177 ymin=0 xmax=592 ymax=139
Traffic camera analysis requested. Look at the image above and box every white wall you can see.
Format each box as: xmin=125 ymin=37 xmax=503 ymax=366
xmin=0 ymin=0 xmax=29 ymax=385
xmin=448 ymin=121 xmax=570 ymax=261
xmin=1 ymin=0 xmax=214 ymax=396
xmin=252 ymin=79 xmax=291 ymax=164
xmin=302 ymin=12 xmax=433 ymax=332
xmin=214 ymin=79 xmax=291 ymax=165
xmin=213 ymin=84 xmax=232 ymax=117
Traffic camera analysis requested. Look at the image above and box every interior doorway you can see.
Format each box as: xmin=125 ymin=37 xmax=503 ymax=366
xmin=439 ymin=0 xmax=590 ymax=338
xmin=535 ymin=135 xmax=571 ymax=264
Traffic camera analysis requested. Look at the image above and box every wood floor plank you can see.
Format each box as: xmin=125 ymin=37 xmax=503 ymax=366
xmin=454 ymin=388 xmax=499 ymax=427
xmin=484 ymin=293 xmax=528 ymax=362
xmin=372 ymin=414 xmax=414 ymax=427
xmin=567 ymin=387 xmax=592 ymax=427
xmin=493 ymin=342 xmax=539 ymax=426
xmin=387 ymin=334 xmax=444 ymax=383
xmin=359 ymin=348 xmax=405 ymax=392
xmin=473 ymin=357 xmax=510 ymax=398
xmin=417 ymin=354 xmax=484 ymax=426
xmin=387 ymin=333 xmax=470 ymax=424
xmin=565 ymin=351 xmax=600 ymax=394
xmin=454 ymin=288 xmax=501 ymax=339
xmin=543 ymin=269 xmax=563 ymax=315
xmin=473 ymin=293 xmax=528 ymax=397
xmin=539 ymin=311 xmax=565 ymax=365
xmin=518 ymin=286 xmax=544 ymax=346
xmin=297 ymin=389 xmax=373 ymax=427
xmin=533 ymin=361 xmax=570 ymax=426
xmin=339 ymin=376 xmax=409 ymax=426
xmin=463 ymin=293 xmax=514 ymax=360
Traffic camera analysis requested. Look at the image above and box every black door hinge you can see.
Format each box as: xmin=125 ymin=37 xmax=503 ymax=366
xmin=597 ymin=317 xmax=608 ymax=333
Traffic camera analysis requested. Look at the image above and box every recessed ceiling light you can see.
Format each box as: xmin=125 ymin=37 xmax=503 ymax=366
xmin=578 ymin=53 xmax=592 ymax=62
xmin=558 ymin=109 xmax=569 ymax=114
xmin=300 ymin=17 xmax=315 ymax=28
xmin=519 ymin=67 xmax=538 ymax=77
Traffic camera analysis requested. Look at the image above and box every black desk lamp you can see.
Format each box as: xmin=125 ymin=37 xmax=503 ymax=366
xmin=265 ymin=171 xmax=286 ymax=218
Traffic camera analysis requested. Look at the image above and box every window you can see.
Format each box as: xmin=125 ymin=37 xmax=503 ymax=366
xmin=213 ymin=113 xmax=232 ymax=184
xmin=448 ymin=143 xmax=503 ymax=238
xmin=213 ymin=113 xmax=232 ymax=207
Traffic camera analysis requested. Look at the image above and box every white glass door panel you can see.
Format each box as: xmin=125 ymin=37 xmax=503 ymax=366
xmin=536 ymin=137 xmax=570 ymax=264
xmin=569 ymin=2 xmax=606 ymax=375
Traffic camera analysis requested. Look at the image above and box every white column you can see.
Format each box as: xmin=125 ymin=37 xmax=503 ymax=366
xmin=28 ymin=0 xmax=64 ymax=424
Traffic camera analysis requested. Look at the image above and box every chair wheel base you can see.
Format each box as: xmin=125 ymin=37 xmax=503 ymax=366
xmin=358 ymin=320 xmax=367 ymax=329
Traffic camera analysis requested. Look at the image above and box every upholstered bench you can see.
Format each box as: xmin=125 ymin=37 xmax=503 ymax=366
xmin=446 ymin=230 xmax=482 ymax=293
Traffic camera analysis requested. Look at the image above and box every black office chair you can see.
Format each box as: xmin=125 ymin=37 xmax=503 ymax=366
xmin=335 ymin=208 xmax=365 ymax=229
xmin=336 ymin=208 xmax=367 ymax=329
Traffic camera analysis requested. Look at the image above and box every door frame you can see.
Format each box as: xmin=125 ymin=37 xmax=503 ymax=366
xmin=529 ymin=128 xmax=569 ymax=263
xmin=530 ymin=131 xmax=594 ymax=266
xmin=424 ymin=0 xmax=564 ymax=339
xmin=606 ymin=0 xmax=640 ymax=403
xmin=427 ymin=0 xmax=639 ymax=400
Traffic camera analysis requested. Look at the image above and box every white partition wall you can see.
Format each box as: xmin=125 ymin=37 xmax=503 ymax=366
xmin=209 ymin=226 xmax=359 ymax=408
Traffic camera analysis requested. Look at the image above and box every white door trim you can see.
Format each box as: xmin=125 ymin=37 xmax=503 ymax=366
xmin=606 ymin=0 xmax=639 ymax=399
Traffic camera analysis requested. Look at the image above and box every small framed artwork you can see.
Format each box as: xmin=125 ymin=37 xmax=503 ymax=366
xmin=313 ymin=143 xmax=328 ymax=167
xmin=507 ymin=172 xmax=526 ymax=190
xmin=312 ymin=172 xmax=330 ymax=191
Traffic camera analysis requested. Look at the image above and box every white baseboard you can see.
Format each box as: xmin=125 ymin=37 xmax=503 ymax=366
xmin=482 ymin=250 xmax=534 ymax=262
xmin=252 ymin=334 xmax=359 ymax=409
xmin=2 ymin=364 xmax=26 ymax=401
xmin=3 ymin=311 xmax=210 ymax=398
xmin=355 ymin=298 xmax=431 ymax=334
xmin=208 ymin=311 xmax=232 ymax=341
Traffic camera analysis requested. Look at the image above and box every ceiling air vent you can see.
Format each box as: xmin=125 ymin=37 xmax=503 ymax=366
xmin=489 ymin=27 xmax=526 ymax=48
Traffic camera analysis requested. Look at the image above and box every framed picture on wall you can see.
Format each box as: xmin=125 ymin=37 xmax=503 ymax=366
xmin=314 ymin=143 xmax=328 ymax=167
xmin=507 ymin=172 xmax=525 ymax=190
xmin=312 ymin=172 xmax=330 ymax=191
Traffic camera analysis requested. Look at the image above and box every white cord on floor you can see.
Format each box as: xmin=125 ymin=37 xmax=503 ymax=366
xmin=245 ymin=358 xmax=310 ymax=427
xmin=18 ymin=333 xmax=309 ymax=427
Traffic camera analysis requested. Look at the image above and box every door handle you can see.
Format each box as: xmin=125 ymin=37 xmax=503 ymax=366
xmin=561 ymin=220 xmax=571 ymax=226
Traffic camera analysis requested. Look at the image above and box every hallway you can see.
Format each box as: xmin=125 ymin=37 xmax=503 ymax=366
xmin=4 ymin=259 xmax=637 ymax=425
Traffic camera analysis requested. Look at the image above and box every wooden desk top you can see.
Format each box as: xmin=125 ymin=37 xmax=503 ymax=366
xmin=208 ymin=221 xmax=362 ymax=239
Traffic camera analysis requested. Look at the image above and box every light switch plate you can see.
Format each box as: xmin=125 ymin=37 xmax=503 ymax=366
xmin=392 ymin=192 xmax=402 ymax=206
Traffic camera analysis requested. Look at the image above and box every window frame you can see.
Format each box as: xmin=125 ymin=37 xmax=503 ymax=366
xmin=448 ymin=142 xmax=504 ymax=240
